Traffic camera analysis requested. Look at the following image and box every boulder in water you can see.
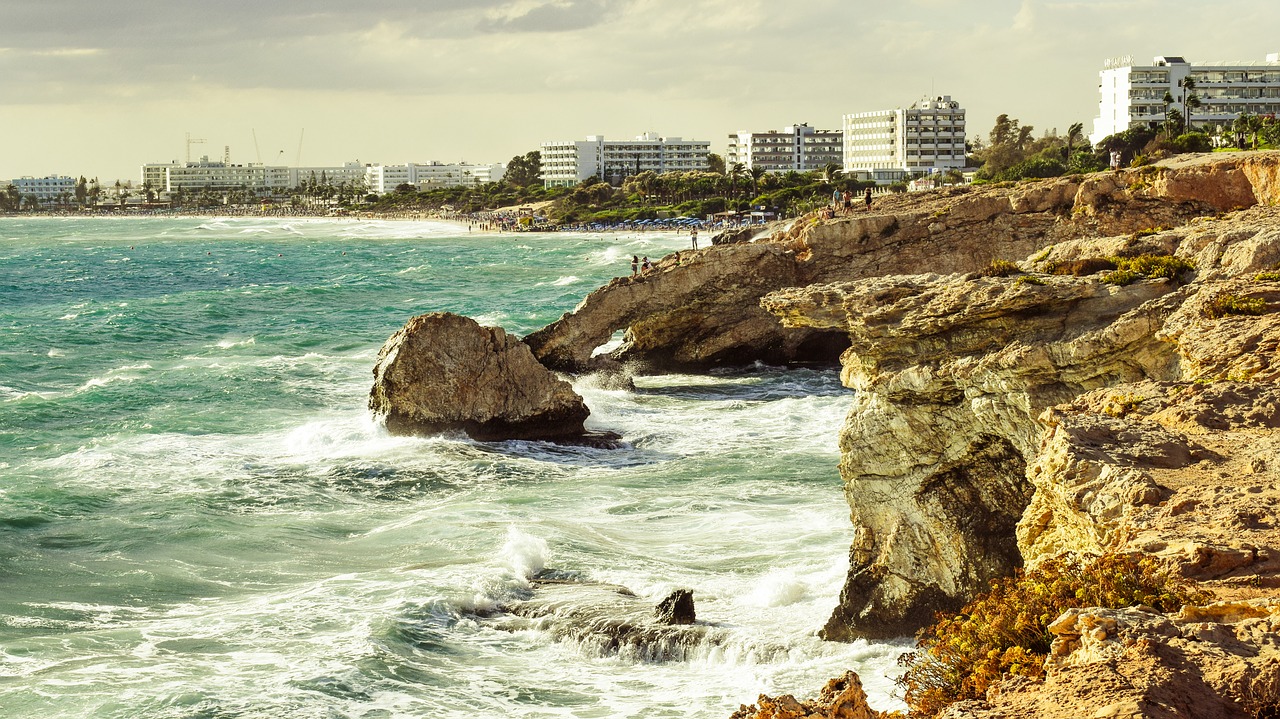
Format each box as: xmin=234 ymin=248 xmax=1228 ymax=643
xmin=654 ymin=589 xmax=696 ymax=625
xmin=369 ymin=312 xmax=591 ymax=442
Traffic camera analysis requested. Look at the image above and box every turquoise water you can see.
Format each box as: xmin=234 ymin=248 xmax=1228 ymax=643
xmin=0 ymin=217 xmax=902 ymax=718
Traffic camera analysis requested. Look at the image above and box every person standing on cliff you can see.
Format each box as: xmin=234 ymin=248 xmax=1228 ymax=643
xmin=631 ymin=255 xmax=639 ymax=276
xmin=690 ymin=228 xmax=699 ymax=250
xmin=1110 ymin=149 xmax=1122 ymax=171
xmin=864 ymin=187 xmax=873 ymax=211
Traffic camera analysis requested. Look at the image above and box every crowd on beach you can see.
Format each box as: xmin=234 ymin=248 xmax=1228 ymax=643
xmin=3 ymin=204 xmax=773 ymax=236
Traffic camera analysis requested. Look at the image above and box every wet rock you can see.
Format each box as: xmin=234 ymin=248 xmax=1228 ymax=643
xmin=654 ymin=589 xmax=696 ymax=625
xmin=484 ymin=579 xmax=729 ymax=663
xmin=369 ymin=312 xmax=591 ymax=442
xmin=731 ymin=671 xmax=887 ymax=719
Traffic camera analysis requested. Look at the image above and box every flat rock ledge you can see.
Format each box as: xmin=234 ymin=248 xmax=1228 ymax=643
xmin=369 ymin=312 xmax=591 ymax=442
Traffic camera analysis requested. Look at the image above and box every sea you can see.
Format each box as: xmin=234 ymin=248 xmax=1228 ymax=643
xmin=0 ymin=217 xmax=904 ymax=718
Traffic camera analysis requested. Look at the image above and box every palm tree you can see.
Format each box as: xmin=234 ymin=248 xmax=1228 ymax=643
xmin=728 ymin=162 xmax=745 ymax=199
xmin=1 ymin=184 xmax=18 ymax=212
xmin=821 ymin=163 xmax=842 ymax=185
xmin=748 ymin=167 xmax=766 ymax=197
xmin=1064 ymin=122 xmax=1084 ymax=159
xmin=1179 ymin=77 xmax=1198 ymax=132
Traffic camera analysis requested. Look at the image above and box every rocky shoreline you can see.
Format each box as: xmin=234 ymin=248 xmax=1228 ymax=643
xmin=372 ymin=151 xmax=1280 ymax=718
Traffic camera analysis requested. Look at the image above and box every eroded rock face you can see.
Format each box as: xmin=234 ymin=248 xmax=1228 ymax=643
xmin=941 ymin=601 xmax=1280 ymax=719
xmin=369 ymin=312 xmax=590 ymax=441
xmin=764 ymin=273 xmax=1186 ymax=639
xmin=524 ymin=243 xmax=847 ymax=372
xmin=1023 ymin=380 xmax=1280 ymax=592
xmin=528 ymin=154 xmax=1280 ymax=375
xmin=761 ymin=194 xmax=1280 ymax=641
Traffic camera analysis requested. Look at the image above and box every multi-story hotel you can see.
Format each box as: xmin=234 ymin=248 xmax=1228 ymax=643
xmin=8 ymin=175 xmax=77 ymax=202
xmin=142 ymin=158 xmax=296 ymax=193
xmin=143 ymin=157 xmax=509 ymax=196
xmin=725 ymin=124 xmax=843 ymax=173
xmin=365 ymin=162 xmax=506 ymax=193
xmin=540 ymin=133 xmax=710 ymax=187
xmin=1090 ymin=53 xmax=1280 ymax=145
xmin=842 ymin=96 xmax=967 ymax=184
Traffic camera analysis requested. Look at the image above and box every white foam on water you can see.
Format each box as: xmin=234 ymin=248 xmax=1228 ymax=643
xmin=498 ymin=526 xmax=549 ymax=582
xmin=212 ymin=337 xmax=256 ymax=349
xmin=538 ymin=275 xmax=580 ymax=287
xmin=744 ymin=569 xmax=812 ymax=608
xmin=75 ymin=363 xmax=153 ymax=393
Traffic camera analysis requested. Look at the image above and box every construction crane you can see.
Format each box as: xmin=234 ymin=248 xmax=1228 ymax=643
xmin=251 ymin=129 xmax=262 ymax=164
xmin=295 ymin=129 xmax=305 ymax=167
xmin=185 ymin=132 xmax=207 ymax=164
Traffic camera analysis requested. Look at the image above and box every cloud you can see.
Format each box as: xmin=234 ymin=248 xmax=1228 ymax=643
xmin=477 ymin=0 xmax=619 ymax=32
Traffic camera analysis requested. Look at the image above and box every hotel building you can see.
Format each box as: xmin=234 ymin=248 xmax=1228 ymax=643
xmin=8 ymin=175 xmax=77 ymax=202
xmin=540 ymin=133 xmax=711 ymax=187
xmin=366 ymin=162 xmax=507 ymax=193
xmin=842 ymin=96 xmax=967 ymax=184
xmin=725 ymin=124 xmax=843 ymax=173
xmin=1090 ymin=53 xmax=1280 ymax=145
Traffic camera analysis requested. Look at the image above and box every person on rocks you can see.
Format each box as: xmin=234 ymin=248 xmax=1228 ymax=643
xmin=631 ymin=255 xmax=639 ymax=276
xmin=690 ymin=229 xmax=699 ymax=250
xmin=864 ymin=187 xmax=873 ymax=211
xmin=641 ymin=256 xmax=652 ymax=273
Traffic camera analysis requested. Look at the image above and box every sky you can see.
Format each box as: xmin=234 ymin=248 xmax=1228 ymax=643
xmin=1 ymin=0 xmax=1277 ymax=182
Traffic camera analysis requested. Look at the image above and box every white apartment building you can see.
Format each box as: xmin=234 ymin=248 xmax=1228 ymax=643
xmin=365 ymin=162 xmax=507 ymax=193
xmin=141 ymin=160 xmax=369 ymax=194
xmin=726 ymin=124 xmax=843 ymax=173
xmin=1090 ymin=53 xmax=1280 ymax=145
xmin=842 ymin=95 xmax=967 ymax=184
xmin=9 ymin=175 xmax=77 ymax=202
xmin=540 ymin=133 xmax=710 ymax=187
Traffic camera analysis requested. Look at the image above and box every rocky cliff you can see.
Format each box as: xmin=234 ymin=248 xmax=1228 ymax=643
xmin=735 ymin=152 xmax=1280 ymax=717
xmin=527 ymin=154 xmax=1276 ymax=373
xmin=758 ymin=153 xmax=1280 ymax=643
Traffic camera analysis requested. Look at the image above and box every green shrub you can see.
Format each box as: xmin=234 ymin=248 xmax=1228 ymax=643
xmin=1131 ymin=226 xmax=1165 ymax=239
xmin=1204 ymin=292 xmax=1269 ymax=319
xmin=1016 ymin=275 xmax=1046 ymax=286
xmin=1255 ymin=271 xmax=1280 ymax=282
xmin=897 ymin=554 xmax=1210 ymax=718
xmin=1098 ymin=254 xmax=1196 ymax=285
xmin=980 ymin=259 xmax=1022 ymax=277
xmin=1114 ymin=254 xmax=1195 ymax=280
xmin=1102 ymin=269 xmax=1141 ymax=285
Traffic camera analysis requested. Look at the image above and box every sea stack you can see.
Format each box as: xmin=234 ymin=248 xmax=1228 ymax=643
xmin=369 ymin=312 xmax=591 ymax=442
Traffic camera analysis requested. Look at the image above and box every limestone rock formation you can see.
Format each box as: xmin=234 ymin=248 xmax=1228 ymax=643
xmin=369 ymin=312 xmax=590 ymax=442
xmin=763 ymin=273 xmax=1187 ymax=639
xmin=731 ymin=671 xmax=888 ymax=719
xmin=1022 ymin=380 xmax=1280 ymax=593
xmin=760 ymin=186 xmax=1280 ymax=640
xmin=523 ymin=243 xmax=843 ymax=372
xmin=941 ymin=601 xmax=1280 ymax=719
xmin=527 ymin=152 xmax=1280 ymax=375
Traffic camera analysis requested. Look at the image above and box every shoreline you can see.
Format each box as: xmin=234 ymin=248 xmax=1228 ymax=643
xmin=0 ymin=211 xmax=728 ymax=239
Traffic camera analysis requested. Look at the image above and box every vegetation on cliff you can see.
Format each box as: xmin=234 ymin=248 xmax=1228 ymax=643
xmin=897 ymin=554 xmax=1210 ymax=717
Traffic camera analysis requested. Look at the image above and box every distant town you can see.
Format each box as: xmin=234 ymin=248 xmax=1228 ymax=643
xmin=4 ymin=53 xmax=1280 ymax=223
